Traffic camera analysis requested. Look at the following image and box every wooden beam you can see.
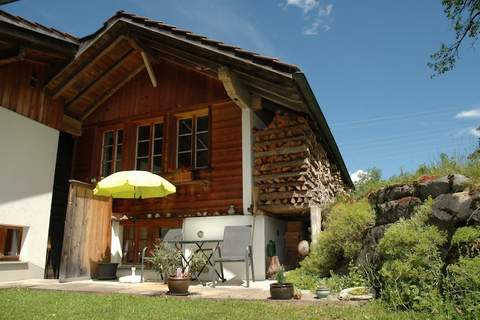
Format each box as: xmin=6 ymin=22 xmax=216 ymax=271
xmin=80 ymin=64 xmax=145 ymax=121
xmin=0 ymin=47 xmax=25 ymax=66
xmin=126 ymin=37 xmax=157 ymax=87
xmin=65 ymin=48 xmax=136 ymax=110
xmin=62 ymin=114 xmax=82 ymax=136
xmin=49 ymin=36 xmax=128 ymax=98
xmin=140 ymin=51 xmax=157 ymax=87
xmin=217 ymin=66 xmax=251 ymax=109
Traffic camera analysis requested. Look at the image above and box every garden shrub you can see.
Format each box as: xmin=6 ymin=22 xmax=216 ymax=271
xmin=325 ymin=263 xmax=368 ymax=293
xmin=451 ymin=226 xmax=480 ymax=257
xmin=284 ymin=268 xmax=322 ymax=291
xmin=444 ymin=256 xmax=480 ymax=319
xmin=378 ymin=200 xmax=447 ymax=312
xmin=300 ymin=199 xmax=374 ymax=277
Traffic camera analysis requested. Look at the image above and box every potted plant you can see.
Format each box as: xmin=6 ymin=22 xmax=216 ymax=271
xmin=315 ymin=281 xmax=330 ymax=299
xmin=96 ymin=255 xmax=119 ymax=280
xmin=270 ymin=266 xmax=294 ymax=300
xmin=148 ymin=242 xmax=206 ymax=295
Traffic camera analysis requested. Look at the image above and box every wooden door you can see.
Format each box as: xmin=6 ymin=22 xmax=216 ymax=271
xmin=59 ymin=181 xmax=112 ymax=282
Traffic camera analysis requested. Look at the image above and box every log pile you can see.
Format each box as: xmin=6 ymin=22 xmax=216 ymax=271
xmin=253 ymin=113 xmax=345 ymax=214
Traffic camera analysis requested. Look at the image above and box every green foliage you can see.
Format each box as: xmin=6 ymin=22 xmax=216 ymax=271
xmin=429 ymin=0 xmax=480 ymax=75
xmin=444 ymin=256 xmax=480 ymax=319
xmin=147 ymin=242 xmax=206 ymax=277
xmin=285 ymin=268 xmax=321 ymax=291
xmin=275 ymin=266 xmax=286 ymax=284
xmin=451 ymin=226 xmax=480 ymax=257
xmin=378 ymin=201 xmax=448 ymax=312
xmin=300 ymin=199 xmax=374 ymax=277
xmin=354 ymin=153 xmax=480 ymax=198
xmin=147 ymin=242 xmax=182 ymax=277
xmin=325 ymin=264 xmax=369 ymax=293
xmin=353 ymin=168 xmax=385 ymax=198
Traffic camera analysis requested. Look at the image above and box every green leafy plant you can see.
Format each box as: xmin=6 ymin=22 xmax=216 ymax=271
xmin=444 ymin=256 xmax=480 ymax=319
xmin=378 ymin=200 xmax=447 ymax=312
xmin=147 ymin=243 xmax=208 ymax=279
xmin=301 ymin=199 xmax=374 ymax=277
xmin=275 ymin=266 xmax=286 ymax=284
xmin=451 ymin=226 xmax=480 ymax=258
xmin=285 ymin=268 xmax=322 ymax=291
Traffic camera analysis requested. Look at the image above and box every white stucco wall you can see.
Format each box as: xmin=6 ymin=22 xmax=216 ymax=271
xmin=0 ymin=107 xmax=58 ymax=281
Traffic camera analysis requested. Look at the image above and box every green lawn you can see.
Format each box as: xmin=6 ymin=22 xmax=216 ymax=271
xmin=0 ymin=288 xmax=440 ymax=320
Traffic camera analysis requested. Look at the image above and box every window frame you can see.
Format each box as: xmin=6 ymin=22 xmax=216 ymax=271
xmin=134 ymin=119 xmax=165 ymax=174
xmin=175 ymin=109 xmax=210 ymax=170
xmin=0 ymin=225 xmax=23 ymax=262
xmin=100 ymin=128 xmax=124 ymax=178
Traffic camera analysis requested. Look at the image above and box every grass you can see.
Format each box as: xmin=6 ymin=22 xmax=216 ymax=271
xmin=0 ymin=288 xmax=445 ymax=320
xmin=353 ymin=153 xmax=480 ymax=198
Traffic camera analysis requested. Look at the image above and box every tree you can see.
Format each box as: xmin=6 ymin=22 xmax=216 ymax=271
xmin=429 ymin=0 xmax=480 ymax=76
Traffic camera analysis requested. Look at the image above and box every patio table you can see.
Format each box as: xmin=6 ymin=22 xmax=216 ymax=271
xmin=165 ymin=239 xmax=225 ymax=285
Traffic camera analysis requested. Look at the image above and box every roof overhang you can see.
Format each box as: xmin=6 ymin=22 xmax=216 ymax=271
xmin=40 ymin=12 xmax=352 ymax=188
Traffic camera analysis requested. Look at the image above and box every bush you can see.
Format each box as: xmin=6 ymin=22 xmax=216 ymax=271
xmin=285 ymin=268 xmax=322 ymax=291
xmin=300 ymin=199 xmax=374 ymax=277
xmin=325 ymin=264 xmax=369 ymax=293
xmin=378 ymin=200 xmax=447 ymax=312
xmin=444 ymin=256 xmax=480 ymax=319
xmin=451 ymin=226 xmax=480 ymax=257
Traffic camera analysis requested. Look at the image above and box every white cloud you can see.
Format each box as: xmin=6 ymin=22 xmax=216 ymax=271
xmin=470 ymin=127 xmax=480 ymax=137
xmin=318 ymin=3 xmax=333 ymax=16
xmin=350 ymin=170 xmax=367 ymax=183
xmin=285 ymin=0 xmax=319 ymax=14
xmin=298 ymin=3 xmax=334 ymax=36
xmin=456 ymin=109 xmax=480 ymax=119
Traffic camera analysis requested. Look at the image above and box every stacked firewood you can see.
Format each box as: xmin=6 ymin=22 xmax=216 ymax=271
xmin=253 ymin=113 xmax=345 ymax=214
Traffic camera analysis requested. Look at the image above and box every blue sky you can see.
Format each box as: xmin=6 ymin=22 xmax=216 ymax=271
xmin=4 ymin=0 xmax=480 ymax=179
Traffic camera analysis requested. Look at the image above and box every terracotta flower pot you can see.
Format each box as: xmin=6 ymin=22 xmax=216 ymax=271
xmin=270 ymin=283 xmax=294 ymax=300
xmin=167 ymin=276 xmax=191 ymax=295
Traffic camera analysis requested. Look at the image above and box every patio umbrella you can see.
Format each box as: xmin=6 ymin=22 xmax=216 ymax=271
xmin=93 ymin=170 xmax=176 ymax=199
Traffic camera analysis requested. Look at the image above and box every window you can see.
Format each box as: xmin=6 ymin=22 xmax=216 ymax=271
xmin=0 ymin=226 xmax=23 ymax=261
xmin=135 ymin=122 xmax=164 ymax=174
xmin=177 ymin=115 xmax=209 ymax=169
xmin=122 ymin=225 xmax=177 ymax=264
xmin=101 ymin=129 xmax=123 ymax=177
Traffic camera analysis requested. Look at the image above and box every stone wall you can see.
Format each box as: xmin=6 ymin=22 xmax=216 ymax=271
xmin=358 ymin=174 xmax=480 ymax=266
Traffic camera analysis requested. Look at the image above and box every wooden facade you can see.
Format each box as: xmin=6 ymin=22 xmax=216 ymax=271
xmin=72 ymin=61 xmax=244 ymax=217
xmin=0 ymin=60 xmax=63 ymax=129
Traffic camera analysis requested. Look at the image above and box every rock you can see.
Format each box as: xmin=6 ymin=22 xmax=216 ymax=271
xmin=432 ymin=191 xmax=480 ymax=223
xmin=416 ymin=175 xmax=451 ymax=200
xmin=338 ymin=287 xmax=375 ymax=301
xmin=450 ymin=174 xmax=471 ymax=193
xmin=375 ymin=196 xmax=422 ymax=225
xmin=357 ymin=224 xmax=391 ymax=267
xmin=369 ymin=184 xmax=414 ymax=204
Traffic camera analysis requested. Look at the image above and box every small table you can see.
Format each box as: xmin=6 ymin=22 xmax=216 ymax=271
xmin=166 ymin=239 xmax=225 ymax=285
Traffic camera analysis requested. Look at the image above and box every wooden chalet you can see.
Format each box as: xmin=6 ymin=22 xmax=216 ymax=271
xmin=0 ymin=10 xmax=352 ymax=281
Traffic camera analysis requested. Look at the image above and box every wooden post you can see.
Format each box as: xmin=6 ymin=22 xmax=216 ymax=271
xmin=310 ymin=205 xmax=322 ymax=244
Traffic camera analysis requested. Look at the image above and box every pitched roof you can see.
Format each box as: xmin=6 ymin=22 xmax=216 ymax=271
xmin=88 ymin=11 xmax=300 ymax=76
xmin=0 ymin=10 xmax=78 ymax=44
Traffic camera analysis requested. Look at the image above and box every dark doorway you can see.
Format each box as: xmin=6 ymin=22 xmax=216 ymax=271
xmin=45 ymin=132 xmax=74 ymax=278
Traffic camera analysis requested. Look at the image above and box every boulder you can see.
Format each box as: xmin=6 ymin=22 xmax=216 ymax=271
xmin=450 ymin=174 xmax=471 ymax=193
xmin=369 ymin=184 xmax=414 ymax=205
xmin=375 ymin=196 xmax=422 ymax=225
xmin=416 ymin=175 xmax=451 ymax=200
xmin=432 ymin=191 xmax=480 ymax=223
xmin=357 ymin=224 xmax=391 ymax=267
